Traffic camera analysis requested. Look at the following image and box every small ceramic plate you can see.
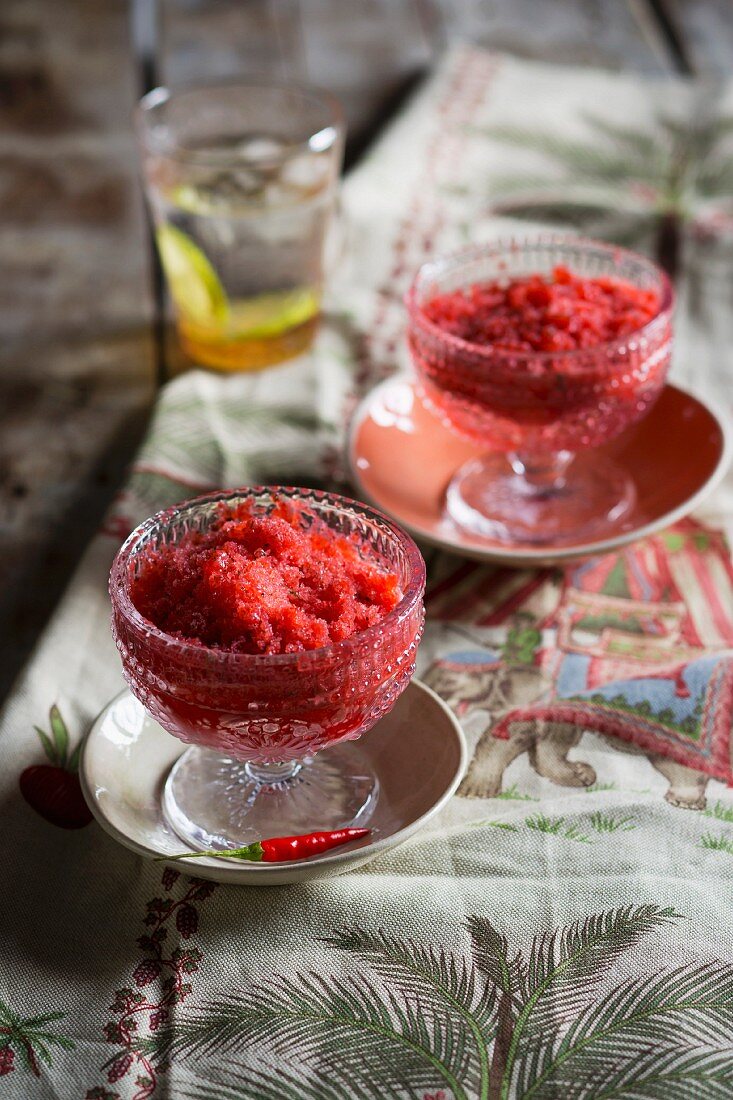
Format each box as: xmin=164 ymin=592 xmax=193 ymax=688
xmin=80 ymin=680 xmax=466 ymax=885
xmin=349 ymin=377 xmax=731 ymax=566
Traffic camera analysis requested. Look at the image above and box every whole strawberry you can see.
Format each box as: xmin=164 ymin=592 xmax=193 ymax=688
xmin=19 ymin=705 xmax=92 ymax=829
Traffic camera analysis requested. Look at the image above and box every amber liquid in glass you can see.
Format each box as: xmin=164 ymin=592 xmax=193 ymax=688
xmin=149 ymin=135 xmax=333 ymax=372
xmin=179 ymin=308 xmax=320 ymax=372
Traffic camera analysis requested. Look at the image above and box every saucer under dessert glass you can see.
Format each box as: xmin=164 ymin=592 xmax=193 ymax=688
xmin=109 ymin=486 xmax=426 ymax=852
xmin=406 ymin=236 xmax=674 ymax=546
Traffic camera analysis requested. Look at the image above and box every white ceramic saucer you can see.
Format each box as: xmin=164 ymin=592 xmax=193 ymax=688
xmin=349 ymin=377 xmax=732 ymax=566
xmin=80 ymin=680 xmax=466 ymax=886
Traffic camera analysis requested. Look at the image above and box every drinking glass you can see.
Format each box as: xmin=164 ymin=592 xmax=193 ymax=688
xmin=110 ymin=487 xmax=425 ymax=851
xmin=406 ymin=237 xmax=674 ymax=545
xmin=136 ymin=81 xmax=344 ymax=372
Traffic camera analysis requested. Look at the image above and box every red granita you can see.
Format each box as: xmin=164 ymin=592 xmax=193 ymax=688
xmin=421 ymin=265 xmax=660 ymax=354
xmin=130 ymin=501 xmax=401 ymax=655
xmin=112 ymin=488 xmax=425 ymax=763
xmin=409 ymin=259 xmax=672 ymax=452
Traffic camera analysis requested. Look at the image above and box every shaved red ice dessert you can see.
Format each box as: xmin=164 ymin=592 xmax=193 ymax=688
xmin=130 ymin=501 xmax=402 ymax=655
xmin=110 ymin=489 xmax=425 ymax=763
xmin=421 ymin=265 xmax=660 ymax=354
xmin=408 ymin=258 xmax=673 ymax=453
xmin=406 ymin=239 xmax=674 ymax=546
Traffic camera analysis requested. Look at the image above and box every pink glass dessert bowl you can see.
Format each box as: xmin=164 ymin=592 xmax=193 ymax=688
xmin=109 ymin=486 xmax=426 ymax=851
xmin=406 ymin=236 xmax=674 ymax=545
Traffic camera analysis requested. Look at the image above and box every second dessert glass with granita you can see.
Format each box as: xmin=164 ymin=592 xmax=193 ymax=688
xmin=109 ymin=486 xmax=425 ymax=852
xmin=406 ymin=236 xmax=674 ymax=545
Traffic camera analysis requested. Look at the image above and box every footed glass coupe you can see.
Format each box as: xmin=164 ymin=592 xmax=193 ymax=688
xmin=109 ymin=487 xmax=425 ymax=851
xmin=406 ymin=237 xmax=674 ymax=546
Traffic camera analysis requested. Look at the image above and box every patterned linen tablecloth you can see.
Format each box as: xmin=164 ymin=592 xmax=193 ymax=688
xmin=3 ymin=46 xmax=733 ymax=1100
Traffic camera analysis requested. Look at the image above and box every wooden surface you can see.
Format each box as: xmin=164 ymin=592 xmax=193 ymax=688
xmin=0 ymin=0 xmax=153 ymax=696
xmin=0 ymin=0 xmax=731 ymax=702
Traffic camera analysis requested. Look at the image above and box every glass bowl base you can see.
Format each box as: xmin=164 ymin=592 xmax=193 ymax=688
xmin=446 ymin=452 xmax=636 ymax=546
xmin=162 ymin=742 xmax=379 ymax=852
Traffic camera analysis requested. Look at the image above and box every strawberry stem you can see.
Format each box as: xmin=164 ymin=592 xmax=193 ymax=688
xmin=34 ymin=726 xmax=58 ymax=766
xmin=49 ymin=705 xmax=69 ymax=769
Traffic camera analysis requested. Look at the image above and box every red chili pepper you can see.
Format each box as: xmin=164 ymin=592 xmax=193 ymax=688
xmin=158 ymin=827 xmax=371 ymax=864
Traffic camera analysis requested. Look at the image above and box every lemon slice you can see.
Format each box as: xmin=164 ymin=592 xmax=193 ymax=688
xmin=227 ymin=287 xmax=320 ymax=339
xmin=155 ymin=224 xmax=229 ymax=327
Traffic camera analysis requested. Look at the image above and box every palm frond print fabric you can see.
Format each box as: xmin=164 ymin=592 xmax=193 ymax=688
xmin=135 ymin=906 xmax=733 ymax=1100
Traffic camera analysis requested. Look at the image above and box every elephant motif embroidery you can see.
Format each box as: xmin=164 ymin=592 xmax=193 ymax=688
xmin=423 ymin=521 xmax=733 ymax=810
xmin=425 ymin=649 xmax=732 ymax=810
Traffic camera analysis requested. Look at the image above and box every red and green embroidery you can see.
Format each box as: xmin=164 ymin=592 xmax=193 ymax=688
xmin=0 ymin=998 xmax=74 ymax=1080
xmin=85 ymin=869 xmax=217 ymax=1100
xmin=19 ymin=705 xmax=92 ymax=829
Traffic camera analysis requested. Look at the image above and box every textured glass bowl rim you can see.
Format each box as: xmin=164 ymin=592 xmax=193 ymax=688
xmin=109 ymin=486 xmax=426 ymax=668
xmin=135 ymin=78 xmax=345 ymax=166
xmin=405 ymin=234 xmax=675 ymax=365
